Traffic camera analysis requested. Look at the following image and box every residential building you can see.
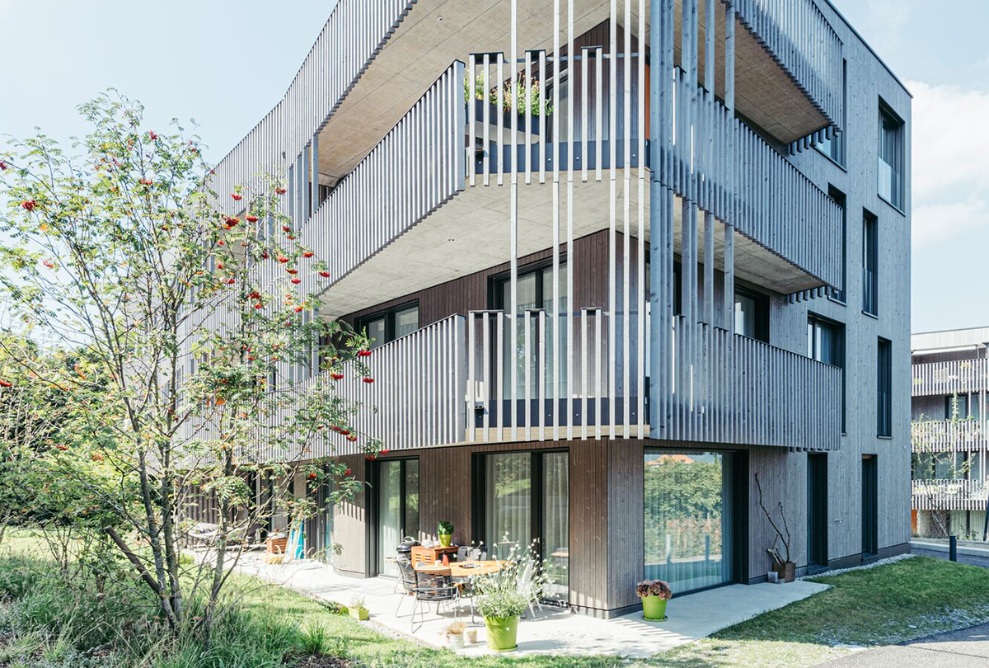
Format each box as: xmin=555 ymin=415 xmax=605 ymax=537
xmin=188 ymin=0 xmax=911 ymax=617
xmin=911 ymin=327 xmax=989 ymax=539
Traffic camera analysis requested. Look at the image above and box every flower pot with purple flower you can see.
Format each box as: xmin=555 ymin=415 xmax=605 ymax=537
xmin=636 ymin=579 xmax=672 ymax=621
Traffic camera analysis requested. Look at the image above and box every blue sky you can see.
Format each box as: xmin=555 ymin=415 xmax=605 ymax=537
xmin=0 ymin=0 xmax=984 ymax=333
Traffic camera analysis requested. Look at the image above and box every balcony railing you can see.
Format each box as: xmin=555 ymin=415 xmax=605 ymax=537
xmin=912 ymin=359 xmax=988 ymax=397
xmin=913 ymin=479 xmax=988 ymax=511
xmin=730 ymin=0 xmax=844 ymax=130
xmin=912 ymin=419 xmax=986 ymax=452
xmin=663 ymin=317 xmax=842 ymax=450
xmin=270 ymin=315 xmax=467 ymax=460
xmin=465 ymin=55 xmax=842 ymax=289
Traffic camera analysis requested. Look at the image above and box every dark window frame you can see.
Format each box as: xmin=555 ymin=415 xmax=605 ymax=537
xmin=355 ymin=301 xmax=420 ymax=348
xmin=367 ymin=457 xmax=419 ymax=577
xmin=863 ymin=210 xmax=878 ymax=316
xmin=878 ymin=99 xmax=906 ymax=210
xmin=862 ymin=455 xmax=879 ymax=557
xmin=489 ymin=258 xmax=568 ymax=312
xmin=734 ymin=284 xmax=770 ymax=343
xmin=828 ymin=186 xmax=847 ymax=304
xmin=877 ymin=338 xmax=892 ymax=437
xmin=808 ymin=313 xmax=846 ymax=433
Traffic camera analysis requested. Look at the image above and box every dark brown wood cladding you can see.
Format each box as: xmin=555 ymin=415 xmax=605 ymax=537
xmin=331 ymin=453 xmax=369 ymax=575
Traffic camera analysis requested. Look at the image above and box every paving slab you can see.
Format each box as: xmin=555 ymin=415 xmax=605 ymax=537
xmin=231 ymin=553 xmax=829 ymax=658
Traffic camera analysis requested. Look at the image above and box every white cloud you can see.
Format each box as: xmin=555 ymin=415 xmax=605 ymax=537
xmin=907 ymin=79 xmax=989 ymax=244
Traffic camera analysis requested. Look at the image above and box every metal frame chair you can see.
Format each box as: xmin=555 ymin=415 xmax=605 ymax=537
xmin=409 ymin=570 xmax=460 ymax=632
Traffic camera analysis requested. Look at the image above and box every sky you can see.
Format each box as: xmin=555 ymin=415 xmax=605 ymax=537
xmin=0 ymin=0 xmax=985 ymax=333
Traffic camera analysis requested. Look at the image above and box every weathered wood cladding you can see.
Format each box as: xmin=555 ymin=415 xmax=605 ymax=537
xmin=211 ymin=0 xmax=417 ymax=211
xmin=330 ymin=453 xmax=369 ymax=575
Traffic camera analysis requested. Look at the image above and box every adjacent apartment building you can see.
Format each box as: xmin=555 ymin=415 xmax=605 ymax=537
xmin=191 ymin=0 xmax=912 ymax=617
xmin=912 ymin=328 xmax=989 ymax=539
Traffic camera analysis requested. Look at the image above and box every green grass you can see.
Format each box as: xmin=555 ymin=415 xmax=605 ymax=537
xmin=3 ymin=530 xmax=989 ymax=668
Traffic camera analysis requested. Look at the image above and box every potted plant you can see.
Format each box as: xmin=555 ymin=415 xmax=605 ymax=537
xmin=755 ymin=473 xmax=796 ymax=582
xmin=473 ymin=538 xmax=548 ymax=651
xmin=475 ymin=589 xmax=527 ymax=651
xmin=636 ymin=579 xmax=673 ymax=621
xmin=348 ymin=594 xmax=369 ymax=621
xmin=443 ymin=621 xmax=467 ymax=650
xmin=437 ymin=520 xmax=454 ymax=547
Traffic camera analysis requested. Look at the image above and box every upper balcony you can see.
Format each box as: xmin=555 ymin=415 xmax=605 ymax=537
xmin=913 ymin=479 xmax=987 ymax=512
xmin=296 ymin=308 xmax=841 ymax=457
xmin=913 ymin=359 xmax=989 ymax=397
xmin=912 ymin=419 xmax=986 ymax=453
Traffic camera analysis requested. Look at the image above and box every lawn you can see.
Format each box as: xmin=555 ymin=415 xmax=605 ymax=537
xmin=3 ymin=531 xmax=989 ymax=668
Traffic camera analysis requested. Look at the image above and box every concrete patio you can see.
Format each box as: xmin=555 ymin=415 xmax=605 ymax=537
xmin=230 ymin=553 xmax=829 ymax=658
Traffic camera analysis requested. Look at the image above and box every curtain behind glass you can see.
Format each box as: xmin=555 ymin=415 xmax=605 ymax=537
xmin=542 ymin=452 xmax=569 ymax=602
xmin=644 ymin=451 xmax=730 ymax=593
xmin=485 ymin=453 xmax=531 ymax=557
xmin=405 ymin=460 xmax=420 ymax=540
xmin=377 ymin=461 xmax=402 ymax=576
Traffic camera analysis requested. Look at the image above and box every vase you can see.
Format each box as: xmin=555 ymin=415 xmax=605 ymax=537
xmin=641 ymin=595 xmax=668 ymax=621
xmin=448 ymin=634 xmax=464 ymax=650
xmin=777 ymin=561 xmax=796 ymax=583
xmin=484 ymin=615 xmax=519 ymax=651
xmin=439 ymin=533 xmax=453 ymax=547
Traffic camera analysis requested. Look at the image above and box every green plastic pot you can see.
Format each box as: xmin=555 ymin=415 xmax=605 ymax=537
xmin=438 ymin=533 xmax=453 ymax=547
xmin=641 ymin=595 xmax=668 ymax=621
xmin=484 ymin=615 xmax=519 ymax=651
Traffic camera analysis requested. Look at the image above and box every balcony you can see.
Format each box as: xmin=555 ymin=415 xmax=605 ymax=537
xmin=912 ymin=359 xmax=988 ymax=397
xmin=912 ymin=419 xmax=986 ymax=452
xmin=913 ymin=480 xmax=988 ymax=512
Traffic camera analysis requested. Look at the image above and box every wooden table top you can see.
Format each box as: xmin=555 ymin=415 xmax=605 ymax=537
xmin=413 ymin=560 xmax=502 ymax=577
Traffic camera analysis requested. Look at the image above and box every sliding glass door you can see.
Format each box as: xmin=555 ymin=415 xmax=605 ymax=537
xmin=481 ymin=451 xmax=569 ymax=603
xmin=375 ymin=459 xmax=419 ymax=577
xmin=644 ymin=450 xmax=733 ymax=593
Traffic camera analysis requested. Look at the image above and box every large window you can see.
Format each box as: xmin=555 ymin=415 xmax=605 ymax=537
xmin=479 ymin=451 xmax=569 ymax=602
xmin=644 ymin=450 xmax=733 ymax=593
xmin=863 ymin=211 xmax=878 ymax=315
xmin=808 ymin=314 xmax=845 ymax=431
xmin=356 ymin=302 xmax=419 ymax=349
xmin=734 ymin=286 xmax=769 ymax=342
xmin=374 ymin=459 xmax=419 ymax=577
xmin=877 ymin=338 xmax=892 ymax=437
xmin=878 ymin=101 xmax=905 ymax=209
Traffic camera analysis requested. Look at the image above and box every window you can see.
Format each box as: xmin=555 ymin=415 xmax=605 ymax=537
xmin=644 ymin=449 xmax=735 ymax=593
xmin=815 ymin=60 xmax=846 ymax=166
xmin=829 ymin=187 xmax=847 ymax=303
xmin=863 ymin=211 xmax=878 ymax=315
xmin=862 ymin=456 xmax=878 ymax=557
xmin=734 ymin=286 xmax=769 ymax=342
xmin=945 ymin=394 xmax=976 ymax=420
xmin=878 ymin=101 xmax=905 ymax=209
xmin=808 ymin=314 xmax=845 ymax=431
xmin=374 ymin=459 xmax=419 ymax=577
xmin=877 ymin=338 xmax=892 ymax=437
xmin=492 ymin=262 xmax=567 ymax=313
xmin=356 ymin=303 xmax=419 ymax=348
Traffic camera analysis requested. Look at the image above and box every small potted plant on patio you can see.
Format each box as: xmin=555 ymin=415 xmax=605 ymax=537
xmin=636 ymin=579 xmax=673 ymax=621
xmin=437 ymin=520 xmax=454 ymax=547
xmin=473 ymin=538 xmax=547 ymax=651
xmin=755 ymin=473 xmax=796 ymax=582
xmin=443 ymin=621 xmax=467 ymax=650
xmin=348 ymin=594 xmax=369 ymax=621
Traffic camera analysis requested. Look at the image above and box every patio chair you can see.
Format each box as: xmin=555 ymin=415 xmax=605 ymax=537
xmin=395 ymin=557 xmax=419 ymax=617
xmin=409 ymin=571 xmax=460 ymax=633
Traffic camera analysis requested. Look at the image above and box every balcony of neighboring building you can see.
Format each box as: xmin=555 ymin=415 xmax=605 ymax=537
xmin=913 ymin=480 xmax=988 ymax=512
xmin=912 ymin=358 xmax=989 ymax=397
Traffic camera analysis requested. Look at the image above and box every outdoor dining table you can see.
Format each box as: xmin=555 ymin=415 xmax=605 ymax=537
xmin=412 ymin=559 xmax=502 ymax=577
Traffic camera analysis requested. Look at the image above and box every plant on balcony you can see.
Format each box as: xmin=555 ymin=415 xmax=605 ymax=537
xmin=465 ymin=73 xmax=553 ymax=116
xmin=755 ymin=472 xmax=796 ymax=582
xmin=437 ymin=520 xmax=454 ymax=547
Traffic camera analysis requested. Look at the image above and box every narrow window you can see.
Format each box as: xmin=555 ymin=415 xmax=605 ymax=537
xmin=877 ymin=338 xmax=892 ymax=437
xmin=878 ymin=101 xmax=905 ymax=209
xmin=808 ymin=314 xmax=846 ymax=432
xmin=829 ymin=187 xmax=847 ymax=303
xmin=862 ymin=455 xmax=878 ymax=556
xmin=816 ymin=59 xmax=847 ymax=166
xmin=863 ymin=211 xmax=878 ymax=315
